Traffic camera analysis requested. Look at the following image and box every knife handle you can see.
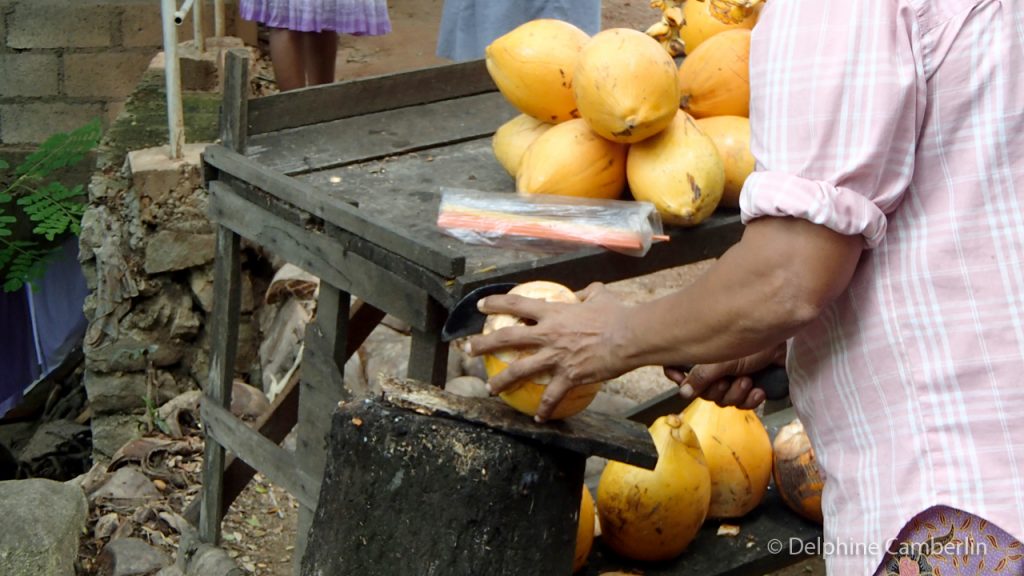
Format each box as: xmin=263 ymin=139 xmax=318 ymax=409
xmin=671 ymin=364 xmax=789 ymax=402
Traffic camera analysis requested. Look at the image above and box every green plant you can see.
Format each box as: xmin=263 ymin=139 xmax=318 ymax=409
xmin=0 ymin=119 xmax=102 ymax=292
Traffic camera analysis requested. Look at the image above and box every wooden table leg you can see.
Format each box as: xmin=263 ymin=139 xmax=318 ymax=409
xmin=199 ymin=226 xmax=242 ymax=544
xmin=407 ymin=298 xmax=449 ymax=386
xmin=294 ymin=283 xmax=351 ymax=569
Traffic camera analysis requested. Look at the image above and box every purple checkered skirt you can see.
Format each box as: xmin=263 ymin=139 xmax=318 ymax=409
xmin=240 ymin=0 xmax=391 ymax=35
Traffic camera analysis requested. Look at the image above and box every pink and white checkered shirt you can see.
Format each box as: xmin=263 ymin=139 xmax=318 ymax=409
xmin=741 ymin=0 xmax=1024 ymax=573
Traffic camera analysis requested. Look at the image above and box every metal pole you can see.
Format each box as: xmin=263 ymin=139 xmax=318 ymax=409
xmin=192 ymin=0 xmax=205 ymax=52
xmin=214 ymin=0 xmax=226 ymax=37
xmin=173 ymin=0 xmax=195 ymax=24
xmin=161 ymin=0 xmax=185 ymax=159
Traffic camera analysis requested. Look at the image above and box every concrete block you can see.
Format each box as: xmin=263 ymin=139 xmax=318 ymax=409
xmin=64 ymin=51 xmax=154 ymax=99
xmin=0 ymin=102 xmax=104 ymax=145
xmin=0 ymin=53 xmax=59 ymax=97
xmin=121 ymin=5 xmax=164 ymax=48
xmin=8 ymin=3 xmax=114 ymax=49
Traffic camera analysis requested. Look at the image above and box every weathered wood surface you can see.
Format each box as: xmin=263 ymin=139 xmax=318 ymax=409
xmin=201 ymin=400 xmax=319 ymax=509
xmin=301 ymin=398 xmax=584 ymax=576
xmin=381 ymin=377 xmax=658 ymax=470
xmin=220 ymin=49 xmax=249 ymax=153
xmin=204 ymin=145 xmax=466 ymax=278
xmin=248 ymin=59 xmax=496 ymax=135
xmin=208 ymin=181 xmax=434 ymax=330
xmin=198 ymin=225 xmax=241 ymax=545
xmin=300 ymin=137 xmax=745 ymax=306
xmin=184 ymin=300 xmax=385 ymax=525
xmin=248 ymin=92 xmax=516 ymax=176
xmin=406 ymin=299 xmax=449 ymax=386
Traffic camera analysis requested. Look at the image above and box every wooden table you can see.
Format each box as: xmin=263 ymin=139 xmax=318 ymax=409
xmin=196 ymin=49 xmax=819 ymax=574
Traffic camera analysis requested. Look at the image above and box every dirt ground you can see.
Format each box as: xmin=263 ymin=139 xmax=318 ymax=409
xmin=211 ymin=2 xmax=826 ymax=575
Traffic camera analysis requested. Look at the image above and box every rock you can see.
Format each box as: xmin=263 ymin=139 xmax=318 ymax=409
xmin=90 ymin=467 xmax=161 ymax=502
xmin=230 ymin=381 xmax=270 ymax=421
xmin=444 ymin=376 xmax=489 ymax=398
xmin=16 ymin=421 xmax=90 ymax=463
xmin=94 ymin=512 xmax=121 ymax=539
xmin=84 ymin=327 xmax=185 ymax=372
xmin=84 ymin=371 xmax=187 ymax=415
xmin=176 ymin=531 xmax=245 ymax=576
xmin=188 ymin=265 xmax=254 ymax=313
xmin=91 ymin=414 xmax=144 ymax=462
xmin=143 ymin=230 xmax=215 ymax=274
xmin=0 ymin=479 xmax=88 ymax=576
xmin=359 ymin=325 xmax=462 ymax=394
xmin=154 ymin=567 xmax=184 ymax=576
xmin=97 ymin=537 xmax=171 ymax=576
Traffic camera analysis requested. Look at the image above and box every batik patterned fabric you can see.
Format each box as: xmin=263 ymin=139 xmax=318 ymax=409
xmin=743 ymin=0 xmax=1024 ymax=574
xmin=876 ymin=506 xmax=1024 ymax=576
xmin=239 ymin=0 xmax=391 ymax=35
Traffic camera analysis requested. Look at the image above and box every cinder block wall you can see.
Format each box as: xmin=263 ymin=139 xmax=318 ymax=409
xmin=0 ymin=0 xmax=250 ymax=145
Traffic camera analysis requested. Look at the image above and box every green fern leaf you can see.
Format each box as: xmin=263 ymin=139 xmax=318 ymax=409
xmin=16 ymin=181 xmax=85 ymax=241
xmin=15 ymin=119 xmax=102 ymax=182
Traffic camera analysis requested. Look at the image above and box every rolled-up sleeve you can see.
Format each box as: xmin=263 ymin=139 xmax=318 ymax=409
xmin=740 ymin=0 xmax=924 ymax=248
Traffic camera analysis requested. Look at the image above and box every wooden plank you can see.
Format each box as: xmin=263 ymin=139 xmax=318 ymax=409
xmin=380 ymin=377 xmax=659 ymax=470
xmin=452 ymin=213 xmax=745 ymax=300
xmin=215 ymin=176 xmax=452 ymax=305
xmin=246 ymin=92 xmax=515 ymax=176
xmin=208 ymin=181 xmax=434 ymax=331
xmin=201 ymin=400 xmax=319 ymax=509
xmin=204 ymin=145 xmax=466 ymax=278
xmin=407 ymin=299 xmax=449 ymax=387
xmin=248 ymin=59 xmax=495 ymax=134
xmin=221 ymin=49 xmax=249 ymax=153
xmin=198 ymin=226 xmax=241 ymax=545
xmin=184 ymin=373 xmax=299 ymax=525
xmin=295 ymin=284 xmax=352 ymax=566
xmin=183 ymin=300 xmax=385 ymax=526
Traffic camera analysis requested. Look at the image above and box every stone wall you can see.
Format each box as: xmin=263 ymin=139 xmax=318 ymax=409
xmin=77 ymin=43 xmax=261 ymax=459
xmin=0 ymin=0 xmax=252 ymax=144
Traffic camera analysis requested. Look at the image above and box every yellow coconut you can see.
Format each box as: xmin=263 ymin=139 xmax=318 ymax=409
xmin=597 ymin=414 xmax=711 ymax=562
xmin=695 ymin=115 xmax=755 ymax=207
xmin=573 ymin=28 xmax=680 ymax=143
xmin=574 ymin=487 xmax=596 ymax=572
xmin=678 ymin=29 xmax=751 ymax=119
xmin=485 ymin=19 xmax=590 ymax=123
xmin=482 ymin=281 xmax=602 ymax=420
xmin=680 ymin=397 xmax=773 ymax=518
xmin=680 ymin=0 xmax=760 ymax=55
xmin=517 ymin=119 xmax=627 ymax=200
xmin=492 ymin=114 xmax=554 ymax=177
xmin=626 ymin=111 xmax=725 ymax=226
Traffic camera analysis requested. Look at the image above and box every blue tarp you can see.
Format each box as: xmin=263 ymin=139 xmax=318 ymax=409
xmin=0 ymin=237 xmax=88 ymax=418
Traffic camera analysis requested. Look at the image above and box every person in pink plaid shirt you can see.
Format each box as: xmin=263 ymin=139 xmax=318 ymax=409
xmin=469 ymin=0 xmax=1024 ymax=573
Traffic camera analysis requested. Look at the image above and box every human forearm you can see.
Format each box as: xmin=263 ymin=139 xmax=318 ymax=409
xmin=613 ymin=217 xmax=863 ymax=370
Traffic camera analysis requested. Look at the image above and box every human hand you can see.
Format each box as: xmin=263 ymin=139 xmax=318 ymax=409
xmin=663 ymin=344 xmax=786 ymax=410
xmin=468 ymin=282 xmax=631 ymax=422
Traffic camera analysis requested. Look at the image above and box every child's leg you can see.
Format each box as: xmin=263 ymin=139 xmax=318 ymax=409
xmin=304 ymin=30 xmax=339 ymax=86
xmin=269 ymin=28 xmax=306 ymax=91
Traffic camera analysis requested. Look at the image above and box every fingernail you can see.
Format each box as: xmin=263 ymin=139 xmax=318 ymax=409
xmin=679 ymin=384 xmax=694 ymax=399
xmin=476 ymin=297 xmax=487 ymax=310
xmin=465 ymin=341 xmax=473 ymax=355
xmin=534 ymin=415 xmax=545 ymax=424
xmin=485 ymin=383 xmax=494 ymax=395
